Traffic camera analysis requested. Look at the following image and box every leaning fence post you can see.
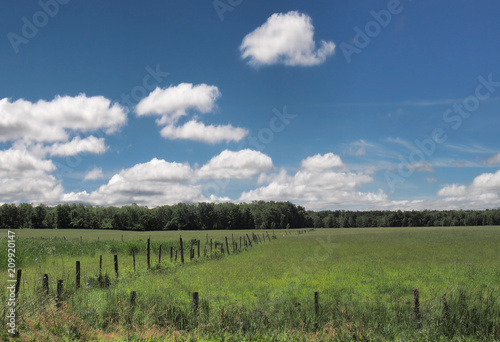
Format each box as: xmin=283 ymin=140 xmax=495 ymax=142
xmin=225 ymin=237 xmax=230 ymax=255
xmin=158 ymin=244 xmax=162 ymax=264
xmin=76 ymin=261 xmax=81 ymax=289
xmin=170 ymin=246 xmax=173 ymax=262
xmin=246 ymin=234 xmax=253 ymax=247
xmin=114 ymin=255 xmax=119 ymax=278
xmin=232 ymin=234 xmax=235 ymax=253
xmin=15 ymin=269 xmax=22 ymax=298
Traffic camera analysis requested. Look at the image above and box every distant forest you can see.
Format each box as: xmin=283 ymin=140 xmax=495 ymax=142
xmin=1 ymin=201 xmax=500 ymax=230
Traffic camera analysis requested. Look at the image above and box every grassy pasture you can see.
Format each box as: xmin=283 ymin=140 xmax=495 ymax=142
xmin=1 ymin=227 xmax=500 ymax=341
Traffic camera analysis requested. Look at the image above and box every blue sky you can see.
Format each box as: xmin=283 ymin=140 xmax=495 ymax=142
xmin=1 ymin=0 xmax=500 ymax=210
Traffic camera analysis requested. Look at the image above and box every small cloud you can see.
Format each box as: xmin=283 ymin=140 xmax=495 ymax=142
xmin=136 ymin=83 xmax=220 ymax=125
xmin=240 ymin=11 xmax=335 ymax=67
xmin=84 ymin=167 xmax=104 ymax=181
xmin=487 ymin=152 xmax=500 ymax=165
xmin=198 ymin=149 xmax=273 ymax=179
xmin=160 ymin=120 xmax=248 ymax=144
xmin=49 ymin=136 xmax=107 ymax=157
xmin=426 ymin=177 xmax=437 ymax=183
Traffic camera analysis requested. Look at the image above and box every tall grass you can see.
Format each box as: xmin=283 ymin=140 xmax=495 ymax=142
xmin=1 ymin=227 xmax=499 ymax=341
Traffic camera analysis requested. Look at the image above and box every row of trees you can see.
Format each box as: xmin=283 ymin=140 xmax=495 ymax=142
xmin=308 ymin=208 xmax=500 ymax=228
xmin=1 ymin=202 xmax=499 ymax=230
xmin=0 ymin=201 xmax=309 ymax=230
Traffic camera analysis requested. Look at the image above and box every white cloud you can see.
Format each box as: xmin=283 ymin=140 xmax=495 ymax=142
xmin=160 ymin=120 xmax=248 ymax=144
xmin=66 ymin=158 xmax=206 ymax=207
xmin=0 ymin=148 xmax=63 ymax=203
xmin=198 ymin=149 xmax=273 ymax=179
xmin=0 ymin=95 xmax=127 ymax=142
xmin=48 ymin=136 xmax=107 ymax=157
xmin=0 ymin=148 xmax=55 ymax=173
xmin=84 ymin=167 xmax=104 ymax=181
xmin=301 ymin=152 xmax=344 ymax=171
xmin=136 ymin=83 xmax=220 ymax=125
xmin=239 ymin=152 xmax=387 ymax=210
xmin=437 ymin=170 xmax=500 ymax=209
xmin=240 ymin=11 xmax=335 ymax=67
xmin=136 ymin=84 xmax=248 ymax=144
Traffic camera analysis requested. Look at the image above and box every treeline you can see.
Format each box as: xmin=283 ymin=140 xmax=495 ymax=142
xmin=309 ymin=208 xmax=500 ymax=228
xmin=0 ymin=201 xmax=309 ymax=230
xmin=1 ymin=201 xmax=499 ymax=230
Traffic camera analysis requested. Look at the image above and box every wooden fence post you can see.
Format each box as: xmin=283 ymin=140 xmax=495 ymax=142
xmin=15 ymin=269 xmax=22 ymax=298
xmin=314 ymin=291 xmax=320 ymax=329
xmin=232 ymin=234 xmax=235 ymax=253
xmin=170 ymin=246 xmax=173 ymax=262
xmin=192 ymin=292 xmax=199 ymax=313
xmin=225 ymin=237 xmax=230 ymax=255
xmin=76 ymin=261 xmax=81 ymax=290
xmin=147 ymin=238 xmax=151 ymax=269
xmin=314 ymin=291 xmax=320 ymax=316
xmin=197 ymin=240 xmax=200 ymax=258
xmin=158 ymin=245 xmax=162 ymax=264
xmin=442 ymin=294 xmax=449 ymax=321
xmin=43 ymin=274 xmax=49 ymax=295
xmin=180 ymin=236 xmax=185 ymax=264
xmin=413 ymin=288 xmax=420 ymax=324
xmin=56 ymin=280 xmax=63 ymax=308
xmin=246 ymin=234 xmax=253 ymax=247
xmin=114 ymin=255 xmax=119 ymax=278
xmin=99 ymin=255 xmax=102 ymax=276
xmin=130 ymin=290 xmax=136 ymax=308
xmin=133 ymin=250 xmax=136 ymax=272
xmin=210 ymin=238 xmax=213 ymax=257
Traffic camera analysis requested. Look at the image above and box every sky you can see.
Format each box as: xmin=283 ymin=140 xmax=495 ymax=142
xmin=1 ymin=0 xmax=500 ymax=211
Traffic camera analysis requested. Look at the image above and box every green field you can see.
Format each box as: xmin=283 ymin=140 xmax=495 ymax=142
xmin=1 ymin=227 xmax=500 ymax=341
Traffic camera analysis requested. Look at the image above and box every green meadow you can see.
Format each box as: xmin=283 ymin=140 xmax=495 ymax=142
xmin=1 ymin=227 xmax=500 ymax=341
